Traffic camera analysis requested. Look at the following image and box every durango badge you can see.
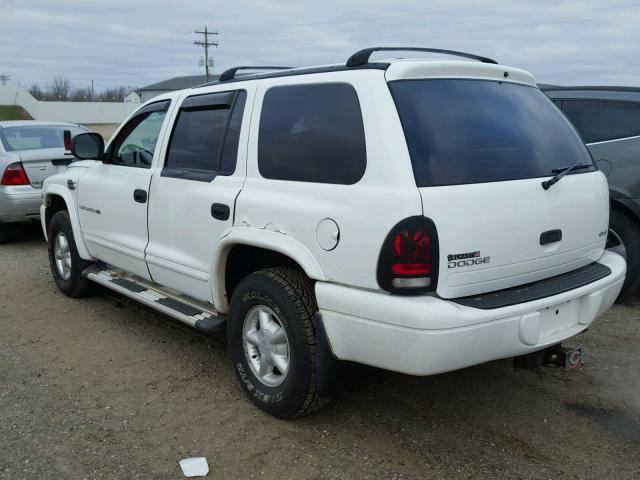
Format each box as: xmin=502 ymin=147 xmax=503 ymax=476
xmin=448 ymin=251 xmax=491 ymax=268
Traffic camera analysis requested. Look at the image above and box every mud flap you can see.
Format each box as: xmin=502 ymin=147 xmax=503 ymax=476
xmin=313 ymin=312 xmax=358 ymax=397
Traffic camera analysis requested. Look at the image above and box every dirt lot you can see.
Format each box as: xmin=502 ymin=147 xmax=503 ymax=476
xmin=1 ymin=227 xmax=639 ymax=479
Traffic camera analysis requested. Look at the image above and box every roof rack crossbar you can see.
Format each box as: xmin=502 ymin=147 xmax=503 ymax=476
xmin=219 ymin=66 xmax=294 ymax=82
xmin=346 ymin=47 xmax=498 ymax=67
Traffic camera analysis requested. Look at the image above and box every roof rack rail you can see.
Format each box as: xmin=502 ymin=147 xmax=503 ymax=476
xmin=219 ymin=66 xmax=294 ymax=82
xmin=346 ymin=47 xmax=498 ymax=67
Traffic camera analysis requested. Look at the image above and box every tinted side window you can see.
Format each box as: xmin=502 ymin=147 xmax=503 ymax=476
xmin=258 ymin=83 xmax=366 ymax=184
xmin=164 ymin=91 xmax=246 ymax=181
xmin=561 ymin=99 xmax=640 ymax=143
xmin=220 ymin=92 xmax=247 ymax=174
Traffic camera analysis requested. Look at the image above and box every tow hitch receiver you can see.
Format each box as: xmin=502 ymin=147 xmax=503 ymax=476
xmin=514 ymin=344 xmax=583 ymax=371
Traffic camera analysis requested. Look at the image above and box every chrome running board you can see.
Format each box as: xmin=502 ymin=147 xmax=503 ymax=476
xmin=84 ymin=265 xmax=226 ymax=336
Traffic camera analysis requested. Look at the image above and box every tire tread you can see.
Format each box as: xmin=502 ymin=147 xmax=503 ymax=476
xmin=248 ymin=267 xmax=330 ymax=417
xmin=48 ymin=210 xmax=97 ymax=298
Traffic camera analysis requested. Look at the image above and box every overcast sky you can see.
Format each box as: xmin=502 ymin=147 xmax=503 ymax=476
xmin=1 ymin=0 xmax=640 ymax=91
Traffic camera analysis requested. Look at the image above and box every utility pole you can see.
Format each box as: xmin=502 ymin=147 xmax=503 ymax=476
xmin=90 ymin=80 xmax=94 ymax=102
xmin=0 ymin=74 xmax=11 ymax=85
xmin=194 ymin=26 xmax=218 ymax=82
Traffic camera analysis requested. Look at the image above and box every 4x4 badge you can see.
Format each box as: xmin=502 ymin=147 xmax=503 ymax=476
xmin=448 ymin=251 xmax=491 ymax=268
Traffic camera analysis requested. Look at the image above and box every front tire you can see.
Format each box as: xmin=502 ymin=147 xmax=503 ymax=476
xmin=608 ymin=209 xmax=640 ymax=298
xmin=48 ymin=210 xmax=97 ymax=297
xmin=227 ymin=267 xmax=330 ymax=418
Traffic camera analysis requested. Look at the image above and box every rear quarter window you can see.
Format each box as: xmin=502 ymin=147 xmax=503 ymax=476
xmin=258 ymin=83 xmax=366 ymax=185
xmin=560 ymin=99 xmax=640 ymax=144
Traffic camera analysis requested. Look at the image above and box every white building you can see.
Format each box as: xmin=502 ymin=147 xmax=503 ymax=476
xmin=124 ymin=90 xmax=141 ymax=104
xmin=138 ymin=75 xmax=219 ymax=102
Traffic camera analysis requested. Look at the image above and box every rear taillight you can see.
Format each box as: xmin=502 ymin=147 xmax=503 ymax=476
xmin=1 ymin=162 xmax=30 ymax=186
xmin=377 ymin=216 xmax=439 ymax=294
xmin=63 ymin=129 xmax=72 ymax=151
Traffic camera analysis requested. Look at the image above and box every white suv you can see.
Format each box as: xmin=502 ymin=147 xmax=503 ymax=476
xmin=40 ymin=48 xmax=626 ymax=418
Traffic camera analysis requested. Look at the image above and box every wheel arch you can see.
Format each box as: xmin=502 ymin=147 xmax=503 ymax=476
xmin=610 ymin=197 xmax=640 ymax=224
xmin=42 ymin=185 xmax=93 ymax=260
xmin=211 ymin=229 xmax=325 ymax=313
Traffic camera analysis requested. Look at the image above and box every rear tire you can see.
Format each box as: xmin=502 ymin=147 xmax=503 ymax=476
xmin=0 ymin=222 xmax=14 ymax=244
xmin=227 ymin=267 xmax=330 ymax=418
xmin=608 ymin=209 xmax=640 ymax=298
xmin=47 ymin=210 xmax=98 ymax=297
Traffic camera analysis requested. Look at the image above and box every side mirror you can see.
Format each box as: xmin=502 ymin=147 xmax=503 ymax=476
xmin=71 ymin=132 xmax=105 ymax=160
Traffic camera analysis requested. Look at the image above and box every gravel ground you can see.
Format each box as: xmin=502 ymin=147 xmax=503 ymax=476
xmin=1 ymin=226 xmax=639 ymax=479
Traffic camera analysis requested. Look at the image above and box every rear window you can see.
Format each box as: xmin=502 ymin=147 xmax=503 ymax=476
xmin=560 ymin=99 xmax=640 ymax=144
xmin=0 ymin=125 xmax=87 ymax=152
xmin=390 ymin=80 xmax=594 ymax=187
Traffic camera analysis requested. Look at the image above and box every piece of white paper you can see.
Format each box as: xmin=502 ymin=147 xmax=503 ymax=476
xmin=179 ymin=457 xmax=209 ymax=477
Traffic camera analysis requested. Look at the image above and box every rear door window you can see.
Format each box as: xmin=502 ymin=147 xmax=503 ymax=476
xmin=390 ymin=80 xmax=594 ymax=187
xmin=560 ymin=99 xmax=640 ymax=144
xmin=164 ymin=90 xmax=246 ymax=182
xmin=258 ymin=83 xmax=366 ymax=184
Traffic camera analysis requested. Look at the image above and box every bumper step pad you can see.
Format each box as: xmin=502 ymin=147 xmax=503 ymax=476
xmin=451 ymin=262 xmax=612 ymax=310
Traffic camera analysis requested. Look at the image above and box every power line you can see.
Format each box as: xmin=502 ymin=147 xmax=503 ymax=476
xmin=194 ymin=26 xmax=219 ymax=82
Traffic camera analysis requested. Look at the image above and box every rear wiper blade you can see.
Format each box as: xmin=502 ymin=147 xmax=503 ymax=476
xmin=542 ymin=164 xmax=592 ymax=190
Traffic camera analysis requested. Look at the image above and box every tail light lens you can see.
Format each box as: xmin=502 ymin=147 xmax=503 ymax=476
xmin=1 ymin=162 xmax=30 ymax=186
xmin=377 ymin=216 xmax=439 ymax=294
xmin=63 ymin=129 xmax=72 ymax=151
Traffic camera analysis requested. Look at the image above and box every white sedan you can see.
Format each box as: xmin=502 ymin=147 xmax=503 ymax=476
xmin=0 ymin=121 xmax=88 ymax=242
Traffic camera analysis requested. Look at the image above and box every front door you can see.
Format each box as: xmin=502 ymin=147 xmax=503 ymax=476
xmin=145 ymin=88 xmax=251 ymax=303
xmin=77 ymin=100 xmax=172 ymax=279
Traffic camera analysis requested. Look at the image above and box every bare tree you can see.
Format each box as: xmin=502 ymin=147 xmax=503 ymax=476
xmin=28 ymin=84 xmax=44 ymax=100
xmin=28 ymin=78 xmax=136 ymax=102
xmin=70 ymin=86 xmax=92 ymax=102
xmin=50 ymin=76 xmax=70 ymax=100
xmin=97 ymin=86 xmax=129 ymax=102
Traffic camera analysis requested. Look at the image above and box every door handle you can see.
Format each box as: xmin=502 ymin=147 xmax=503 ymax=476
xmin=211 ymin=203 xmax=230 ymax=220
xmin=133 ymin=189 xmax=147 ymax=203
xmin=540 ymin=229 xmax=562 ymax=245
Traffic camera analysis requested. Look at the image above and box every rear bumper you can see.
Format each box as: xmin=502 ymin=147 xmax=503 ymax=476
xmin=0 ymin=185 xmax=42 ymax=223
xmin=316 ymin=251 xmax=625 ymax=376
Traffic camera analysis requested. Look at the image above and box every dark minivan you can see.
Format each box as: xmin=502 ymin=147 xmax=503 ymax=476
xmin=542 ymin=85 xmax=640 ymax=298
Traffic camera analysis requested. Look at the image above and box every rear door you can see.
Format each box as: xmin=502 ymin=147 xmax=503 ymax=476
xmin=144 ymin=87 xmax=252 ymax=303
xmin=389 ymin=78 xmax=609 ymax=299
